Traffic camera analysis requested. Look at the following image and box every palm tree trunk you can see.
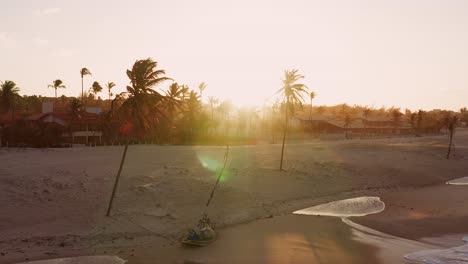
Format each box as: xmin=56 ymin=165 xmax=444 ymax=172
xmin=55 ymin=88 xmax=57 ymax=99
xmin=81 ymin=77 xmax=84 ymax=100
xmin=106 ymin=142 xmax=129 ymax=216
xmin=10 ymin=104 xmax=15 ymax=146
xmin=447 ymin=129 xmax=454 ymax=159
xmin=309 ymin=99 xmax=312 ymax=120
xmin=309 ymin=99 xmax=313 ymax=132
xmin=206 ymin=145 xmax=229 ymax=207
xmin=271 ymin=108 xmax=275 ymax=143
xmin=280 ymin=99 xmax=289 ymax=170
xmin=211 ymin=103 xmax=214 ymax=121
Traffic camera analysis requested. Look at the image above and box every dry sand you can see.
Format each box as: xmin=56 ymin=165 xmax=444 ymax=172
xmin=1 ymin=129 xmax=468 ymax=263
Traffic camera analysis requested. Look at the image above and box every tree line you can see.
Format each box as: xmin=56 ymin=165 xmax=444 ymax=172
xmin=1 ymin=58 xmax=466 ymax=160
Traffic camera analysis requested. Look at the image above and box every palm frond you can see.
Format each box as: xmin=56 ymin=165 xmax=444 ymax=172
xmin=80 ymin=68 xmax=92 ymax=77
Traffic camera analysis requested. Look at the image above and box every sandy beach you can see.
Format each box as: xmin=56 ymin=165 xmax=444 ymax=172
xmin=1 ymin=130 xmax=468 ymax=263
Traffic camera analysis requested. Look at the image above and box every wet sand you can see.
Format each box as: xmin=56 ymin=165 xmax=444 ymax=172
xmin=353 ymin=184 xmax=468 ymax=241
xmin=1 ymin=130 xmax=468 ymax=263
xmin=129 ymin=215 xmax=384 ymax=264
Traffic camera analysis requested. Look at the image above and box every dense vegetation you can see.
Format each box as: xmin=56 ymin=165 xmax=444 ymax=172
xmin=0 ymin=59 xmax=466 ymax=148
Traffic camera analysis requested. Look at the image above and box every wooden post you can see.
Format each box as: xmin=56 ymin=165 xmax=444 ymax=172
xmin=106 ymin=142 xmax=129 ymax=216
xmin=280 ymin=98 xmax=289 ymax=170
xmin=447 ymin=124 xmax=454 ymax=159
xmin=206 ymin=145 xmax=230 ymax=207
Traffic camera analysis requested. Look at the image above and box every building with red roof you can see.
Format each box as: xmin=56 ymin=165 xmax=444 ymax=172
xmin=0 ymin=101 xmax=104 ymax=147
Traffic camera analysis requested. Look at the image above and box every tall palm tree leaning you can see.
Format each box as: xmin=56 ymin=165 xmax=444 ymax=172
xmin=277 ymin=69 xmax=308 ymax=170
xmin=80 ymin=68 xmax=92 ymax=100
xmin=48 ymin=79 xmax=66 ymax=99
xmin=106 ymin=58 xmax=171 ymax=216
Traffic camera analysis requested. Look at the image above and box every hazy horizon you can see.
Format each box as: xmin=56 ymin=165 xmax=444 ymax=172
xmin=2 ymin=0 xmax=468 ymax=111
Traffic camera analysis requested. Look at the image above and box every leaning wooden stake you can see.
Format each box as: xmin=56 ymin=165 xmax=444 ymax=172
xmin=206 ymin=145 xmax=230 ymax=207
xmin=446 ymin=116 xmax=458 ymax=160
xmin=106 ymin=142 xmax=129 ymax=216
xmin=279 ymin=97 xmax=289 ymax=170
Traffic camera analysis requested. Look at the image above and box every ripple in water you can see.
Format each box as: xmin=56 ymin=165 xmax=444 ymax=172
xmin=446 ymin=176 xmax=468 ymax=185
xmin=293 ymin=196 xmax=385 ymax=217
xmin=405 ymin=237 xmax=468 ymax=264
xmin=408 ymin=178 xmax=468 ymax=263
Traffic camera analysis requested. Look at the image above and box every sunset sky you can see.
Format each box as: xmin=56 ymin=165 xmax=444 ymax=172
xmin=1 ymin=0 xmax=468 ymax=110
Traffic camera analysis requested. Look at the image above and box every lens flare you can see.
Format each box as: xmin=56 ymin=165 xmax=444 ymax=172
xmin=196 ymin=149 xmax=233 ymax=183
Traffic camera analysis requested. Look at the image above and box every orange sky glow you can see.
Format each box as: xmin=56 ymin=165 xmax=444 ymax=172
xmin=1 ymin=0 xmax=468 ymax=110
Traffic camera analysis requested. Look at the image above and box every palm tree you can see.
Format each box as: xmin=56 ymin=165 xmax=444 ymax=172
xmin=309 ymin=91 xmax=316 ymax=120
xmin=48 ymin=79 xmax=66 ymax=99
xmin=198 ymin=82 xmax=207 ymax=100
xmin=362 ymin=107 xmax=371 ymax=135
xmin=0 ymin=81 xmax=20 ymax=146
xmin=160 ymin=83 xmax=184 ymax=142
xmin=208 ymin=96 xmax=219 ymax=121
xmin=391 ymin=108 xmax=403 ymax=134
xmin=0 ymin=81 xmax=20 ymax=114
xmin=164 ymin=83 xmax=183 ymax=122
xmin=68 ymin=98 xmax=83 ymax=146
xmin=271 ymin=102 xmax=280 ymax=143
xmin=106 ymin=82 xmax=116 ymax=102
xmin=445 ymin=115 xmax=458 ymax=159
xmin=118 ymin=59 xmax=172 ymax=133
xmin=461 ymin=107 xmax=468 ymax=127
xmin=80 ymin=68 xmax=92 ymax=100
xmin=363 ymin=107 xmax=371 ymax=119
xmin=218 ymin=100 xmax=233 ymax=140
xmin=416 ymin=110 xmax=424 ymax=135
xmin=185 ymin=90 xmax=202 ymax=141
xmin=106 ymin=58 xmax=171 ymax=216
xmin=90 ymin=81 xmax=103 ymax=99
xmin=180 ymin=85 xmax=189 ymax=102
xmin=277 ymin=69 xmax=308 ymax=170
xmin=410 ymin=113 xmax=417 ymax=135
xmin=343 ymin=113 xmax=353 ymax=139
